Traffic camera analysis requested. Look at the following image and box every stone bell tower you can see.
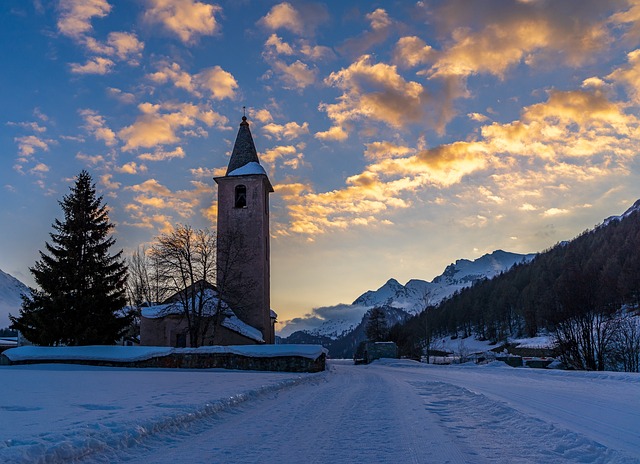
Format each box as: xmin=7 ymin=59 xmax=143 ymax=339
xmin=214 ymin=116 xmax=275 ymax=343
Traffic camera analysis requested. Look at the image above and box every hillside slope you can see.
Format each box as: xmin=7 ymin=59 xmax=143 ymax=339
xmin=0 ymin=269 xmax=29 ymax=328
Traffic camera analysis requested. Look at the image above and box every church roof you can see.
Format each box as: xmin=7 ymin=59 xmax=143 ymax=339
xmin=227 ymin=116 xmax=260 ymax=175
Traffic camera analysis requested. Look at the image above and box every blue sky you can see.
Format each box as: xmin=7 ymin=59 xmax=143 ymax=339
xmin=2 ymin=0 xmax=640 ymax=329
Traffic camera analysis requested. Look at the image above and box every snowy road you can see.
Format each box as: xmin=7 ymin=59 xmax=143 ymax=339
xmin=87 ymin=360 xmax=638 ymax=464
xmin=1 ymin=360 xmax=639 ymax=463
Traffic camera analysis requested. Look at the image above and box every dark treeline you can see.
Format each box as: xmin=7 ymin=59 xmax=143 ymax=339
xmin=390 ymin=204 xmax=640 ymax=371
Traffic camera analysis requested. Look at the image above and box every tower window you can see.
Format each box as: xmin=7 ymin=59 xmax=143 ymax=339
xmin=235 ymin=185 xmax=247 ymax=208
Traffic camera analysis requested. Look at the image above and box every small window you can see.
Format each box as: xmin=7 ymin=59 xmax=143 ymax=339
xmin=175 ymin=333 xmax=187 ymax=348
xmin=235 ymin=185 xmax=247 ymax=208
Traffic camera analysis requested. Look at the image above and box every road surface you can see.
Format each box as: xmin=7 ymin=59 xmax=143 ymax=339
xmin=83 ymin=360 xmax=639 ymax=463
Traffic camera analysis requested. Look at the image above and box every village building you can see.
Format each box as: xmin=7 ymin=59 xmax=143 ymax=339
xmin=139 ymin=116 xmax=276 ymax=347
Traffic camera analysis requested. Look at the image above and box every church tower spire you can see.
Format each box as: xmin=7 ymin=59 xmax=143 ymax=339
xmin=226 ymin=116 xmax=260 ymax=175
xmin=214 ymin=115 xmax=275 ymax=343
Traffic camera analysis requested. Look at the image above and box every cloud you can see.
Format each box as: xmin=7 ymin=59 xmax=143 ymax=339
xmin=116 ymin=162 xmax=147 ymax=174
xmin=85 ymin=32 xmax=144 ymax=64
xmin=143 ymin=0 xmax=221 ymax=43
xmin=249 ymin=108 xmax=274 ymax=123
xmin=79 ymin=109 xmax=117 ymax=146
xmin=148 ymin=62 xmax=238 ymax=99
xmin=190 ymin=167 xmax=216 ymax=178
xmin=393 ymin=36 xmax=435 ymax=68
xmin=258 ymin=2 xmax=304 ymax=35
xmin=468 ymin=112 xmax=490 ymax=123
xmin=6 ymin=121 xmax=47 ymax=133
xmin=543 ymin=207 xmax=570 ymax=217
xmin=118 ymin=102 xmax=227 ymax=151
xmin=314 ymin=125 xmax=348 ymax=141
xmin=57 ymin=0 xmax=111 ymax=39
xmin=14 ymin=135 xmax=50 ymax=156
xmin=100 ymin=173 xmax=121 ymax=190
xmin=261 ymin=145 xmax=299 ymax=164
xmin=265 ymin=34 xmax=295 ymax=55
xmin=363 ymin=141 xmax=413 ymax=160
xmin=270 ymin=59 xmax=317 ymax=90
xmin=299 ymin=42 xmax=335 ymax=61
xmin=278 ymin=303 xmax=370 ymax=337
xmin=318 ymin=55 xmax=428 ymax=137
xmin=481 ymin=89 xmax=634 ymax=159
xmin=607 ymin=49 xmax=640 ymax=103
xmin=138 ymin=147 xmax=185 ymax=161
xmin=338 ymin=8 xmax=395 ymax=57
xmin=123 ymin=178 xmax=214 ymax=231
xmin=262 ymin=121 xmax=309 ymax=140
xmin=70 ymin=56 xmax=114 ymax=74
xmin=29 ymin=163 xmax=50 ymax=175
xmin=193 ymin=66 xmax=238 ymax=100
xmin=107 ymin=87 xmax=136 ymax=104
xmin=430 ymin=0 xmax=614 ymax=80
xmin=282 ymin=81 xmax=640 ymax=236
xmin=75 ymin=153 xmax=106 ymax=166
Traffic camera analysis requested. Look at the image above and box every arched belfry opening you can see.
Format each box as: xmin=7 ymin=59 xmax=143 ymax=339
xmin=234 ymin=185 xmax=247 ymax=208
xmin=214 ymin=116 xmax=275 ymax=344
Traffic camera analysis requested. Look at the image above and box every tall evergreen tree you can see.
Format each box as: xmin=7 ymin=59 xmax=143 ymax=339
xmin=11 ymin=171 xmax=130 ymax=345
xmin=366 ymin=307 xmax=388 ymax=342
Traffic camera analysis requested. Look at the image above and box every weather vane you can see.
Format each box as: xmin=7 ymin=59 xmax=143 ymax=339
xmin=243 ymin=105 xmax=246 ymax=117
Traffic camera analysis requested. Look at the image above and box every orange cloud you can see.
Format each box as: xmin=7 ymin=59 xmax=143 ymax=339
xmin=318 ymin=55 xmax=427 ymax=137
xmin=262 ymin=121 xmax=309 ymax=140
xmin=143 ymin=0 xmax=221 ymax=43
xmin=57 ymin=0 xmax=111 ymax=39
xmin=79 ymin=109 xmax=116 ymax=146
xmin=393 ymin=36 xmax=434 ymax=68
xmin=119 ymin=102 xmax=226 ymax=151
xmin=70 ymin=57 xmax=114 ymax=74
xmin=259 ymin=2 xmax=304 ymax=35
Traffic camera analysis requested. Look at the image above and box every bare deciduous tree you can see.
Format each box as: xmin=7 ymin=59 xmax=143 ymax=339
xmin=150 ymin=225 xmax=218 ymax=347
xmin=127 ymin=245 xmax=167 ymax=307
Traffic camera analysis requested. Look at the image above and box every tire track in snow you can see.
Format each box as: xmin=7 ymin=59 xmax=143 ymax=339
xmin=410 ymin=380 xmax=637 ymax=464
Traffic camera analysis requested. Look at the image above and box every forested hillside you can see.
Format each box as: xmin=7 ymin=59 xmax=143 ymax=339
xmin=391 ymin=201 xmax=640 ymax=371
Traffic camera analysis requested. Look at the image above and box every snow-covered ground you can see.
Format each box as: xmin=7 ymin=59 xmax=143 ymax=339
xmin=1 ymin=360 xmax=638 ymax=463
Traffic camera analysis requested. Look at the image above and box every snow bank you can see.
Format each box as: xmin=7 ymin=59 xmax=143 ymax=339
xmin=3 ymin=344 xmax=328 ymax=363
xmin=0 ymin=365 xmax=321 ymax=463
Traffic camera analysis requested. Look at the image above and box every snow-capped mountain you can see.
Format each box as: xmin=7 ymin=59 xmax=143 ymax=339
xmin=353 ymin=250 xmax=536 ymax=315
xmin=0 ymin=269 xmax=30 ymax=328
xmin=602 ymin=199 xmax=640 ymax=227
xmin=279 ymin=249 xmax=535 ymax=340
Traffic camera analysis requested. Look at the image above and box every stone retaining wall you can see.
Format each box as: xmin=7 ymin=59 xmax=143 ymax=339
xmin=1 ymin=352 xmax=326 ymax=373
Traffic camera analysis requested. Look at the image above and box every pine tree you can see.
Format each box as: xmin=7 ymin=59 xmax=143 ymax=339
xmin=366 ymin=307 xmax=388 ymax=342
xmin=11 ymin=171 xmax=130 ymax=345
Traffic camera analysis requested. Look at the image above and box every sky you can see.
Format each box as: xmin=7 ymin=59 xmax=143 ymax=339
xmin=2 ymin=0 xmax=640 ymax=330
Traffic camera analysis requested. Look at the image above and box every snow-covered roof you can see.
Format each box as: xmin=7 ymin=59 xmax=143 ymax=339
xmin=2 ymin=344 xmax=328 ymax=362
xmin=140 ymin=288 xmax=264 ymax=343
xmin=227 ymin=161 xmax=267 ymax=177
xmin=220 ymin=315 xmax=264 ymax=343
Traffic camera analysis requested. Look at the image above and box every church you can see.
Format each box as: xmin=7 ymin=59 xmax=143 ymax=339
xmin=139 ymin=116 xmax=277 ymax=346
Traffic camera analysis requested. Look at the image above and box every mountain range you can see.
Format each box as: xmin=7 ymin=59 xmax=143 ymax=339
xmin=0 ymin=269 xmax=30 ymax=328
xmin=278 ymin=249 xmax=536 ymax=356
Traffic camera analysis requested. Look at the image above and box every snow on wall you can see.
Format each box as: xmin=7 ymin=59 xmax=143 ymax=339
xmin=2 ymin=344 xmax=328 ymax=363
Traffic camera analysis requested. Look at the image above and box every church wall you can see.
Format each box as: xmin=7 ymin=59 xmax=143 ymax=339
xmin=139 ymin=315 xmax=262 ymax=347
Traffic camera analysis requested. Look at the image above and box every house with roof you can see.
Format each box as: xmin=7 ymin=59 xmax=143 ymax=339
xmin=139 ymin=116 xmax=277 ymax=347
